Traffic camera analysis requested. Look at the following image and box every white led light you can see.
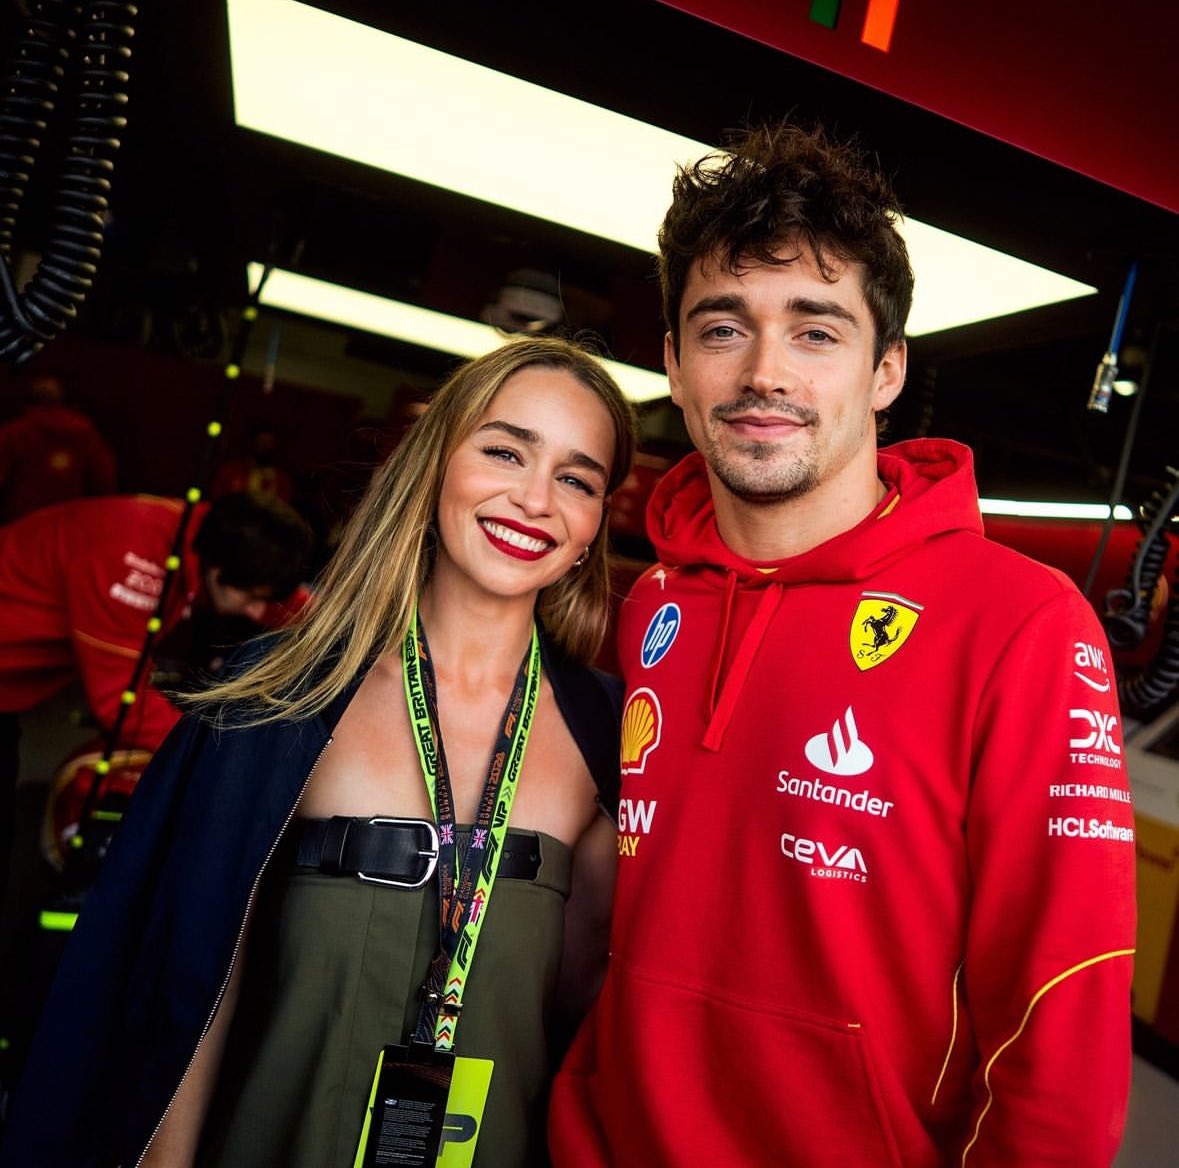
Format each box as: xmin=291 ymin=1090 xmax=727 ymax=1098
xmin=979 ymin=499 xmax=1134 ymax=520
xmin=249 ymin=264 xmax=670 ymax=403
xmin=901 ymin=221 xmax=1094 ymax=336
xmin=228 ymin=0 xmax=700 ymax=255
xmin=227 ymin=0 xmax=1096 ymax=339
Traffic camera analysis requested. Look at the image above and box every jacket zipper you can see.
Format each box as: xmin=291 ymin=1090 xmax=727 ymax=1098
xmin=131 ymin=736 xmax=333 ymax=1168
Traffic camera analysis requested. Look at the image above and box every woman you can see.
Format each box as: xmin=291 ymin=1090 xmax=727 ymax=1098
xmin=0 ymin=336 xmax=637 ymax=1168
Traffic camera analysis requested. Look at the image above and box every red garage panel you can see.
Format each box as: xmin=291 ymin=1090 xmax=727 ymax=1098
xmin=661 ymin=0 xmax=1179 ymax=215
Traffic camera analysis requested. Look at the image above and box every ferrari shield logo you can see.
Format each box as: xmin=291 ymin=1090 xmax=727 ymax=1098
xmin=850 ymin=592 xmax=923 ymax=671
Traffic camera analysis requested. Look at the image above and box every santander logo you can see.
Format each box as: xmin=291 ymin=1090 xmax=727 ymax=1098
xmin=804 ymin=707 xmax=874 ymax=777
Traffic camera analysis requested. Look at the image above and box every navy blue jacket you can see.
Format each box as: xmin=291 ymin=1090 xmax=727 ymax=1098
xmin=0 ymin=634 xmax=621 ymax=1167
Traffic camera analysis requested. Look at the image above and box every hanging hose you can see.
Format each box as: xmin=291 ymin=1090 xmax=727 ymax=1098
xmin=1104 ymin=466 xmax=1179 ymax=717
xmin=0 ymin=0 xmax=137 ymax=366
xmin=0 ymin=0 xmax=140 ymax=888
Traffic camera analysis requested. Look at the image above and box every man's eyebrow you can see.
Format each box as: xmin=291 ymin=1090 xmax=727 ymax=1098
xmin=684 ymin=294 xmax=746 ymax=321
xmin=788 ymin=297 xmax=860 ymax=327
xmin=476 ymin=420 xmax=608 ymax=479
xmin=684 ymin=293 xmax=860 ymax=329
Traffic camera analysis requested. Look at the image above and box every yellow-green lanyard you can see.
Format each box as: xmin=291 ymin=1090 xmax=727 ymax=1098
xmin=402 ymin=604 xmax=541 ymax=1051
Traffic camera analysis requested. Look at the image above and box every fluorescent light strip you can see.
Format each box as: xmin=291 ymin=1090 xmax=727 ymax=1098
xmin=979 ymin=499 xmax=1133 ymax=521
xmin=229 ymin=0 xmax=701 ymax=258
xmin=249 ymin=265 xmax=670 ymax=403
xmin=249 ymin=264 xmax=1146 ymax=492
xmin=227 ymin=0 xmax=1096 ymax=338
xmin=900 ymin=221 xmax=1094 ymax=335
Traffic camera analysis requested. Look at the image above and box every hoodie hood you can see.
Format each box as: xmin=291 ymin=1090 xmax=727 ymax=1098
xmin=646 ymin=437 xmax=983 ymax=585
xmin=642 ymin=438 xmax=985 ymax=750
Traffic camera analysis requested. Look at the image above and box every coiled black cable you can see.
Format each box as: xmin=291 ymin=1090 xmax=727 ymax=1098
xmin=0 ymin=0 xmax=136 ymax=366
xmin=1104 ymin=469 xmax=1179 ymax=649
xmin=1120 ymin=578 xmax=1179 ymax=717
xmin=1105 ymin=467 xmax=1179 ymax=716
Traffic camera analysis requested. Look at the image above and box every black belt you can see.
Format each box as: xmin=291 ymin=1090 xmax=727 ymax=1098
xmin=294 ymin=816 xmax=543 ymax=886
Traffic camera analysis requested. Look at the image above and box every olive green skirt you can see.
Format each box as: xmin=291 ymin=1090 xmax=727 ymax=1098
xmin=198 ymin=826 xmax=573 ymax=1168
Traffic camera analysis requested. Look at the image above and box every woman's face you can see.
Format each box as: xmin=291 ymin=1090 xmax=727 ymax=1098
xmin=433 ymin=365 xmax=616 ymax=603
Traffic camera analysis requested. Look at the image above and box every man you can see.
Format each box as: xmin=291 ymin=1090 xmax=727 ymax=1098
xmin=0 ymin=372 xmax=118 ymax=524
xmin=0 ymin=491 xmax=312 ymax=888
xmin=550 ymin=125 xmax=1136 ymax=1166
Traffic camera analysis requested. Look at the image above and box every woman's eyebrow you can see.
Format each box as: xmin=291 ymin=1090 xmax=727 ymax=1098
xmin=477 ymin=419 xmax=607 ymax=479
xmin=566 ymin=450 xmax=608 ymax=479
xmin=477 ymin=419 xmax=538 ymax=444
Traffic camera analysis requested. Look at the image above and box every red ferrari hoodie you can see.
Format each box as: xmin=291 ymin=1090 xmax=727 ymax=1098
xmin=550 ymin=438 xmax=1135 ymax=1167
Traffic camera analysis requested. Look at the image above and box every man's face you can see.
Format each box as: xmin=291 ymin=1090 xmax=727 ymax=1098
xmin=665 ymin=245 xmax=905 ymax=509
xmin=203 ymin=567 xmax=273 ymax=623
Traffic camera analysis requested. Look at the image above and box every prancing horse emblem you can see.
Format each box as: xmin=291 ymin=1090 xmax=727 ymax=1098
xmin=862 ymin=604 xmax=901 ymax=651
xmin=850 ymin=594 xmax=923 ymax=671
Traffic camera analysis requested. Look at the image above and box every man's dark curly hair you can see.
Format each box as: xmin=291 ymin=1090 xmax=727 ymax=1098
xmin=658 ymin=123 xmax=914 ymax=367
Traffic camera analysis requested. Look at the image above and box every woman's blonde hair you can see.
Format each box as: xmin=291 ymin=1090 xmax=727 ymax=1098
xmin=195 ymin=335 xmax=637 ymax=724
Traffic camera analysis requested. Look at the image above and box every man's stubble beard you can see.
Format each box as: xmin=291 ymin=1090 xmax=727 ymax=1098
xmin=700 ymin=396 xmax=823 ymax=505
xmin=702 ymin=433 xmax=820 ymax=506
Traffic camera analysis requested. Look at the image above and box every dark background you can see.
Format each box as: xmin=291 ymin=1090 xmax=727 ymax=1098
xmin=2 ymin=0 xmax=1178 ymax=521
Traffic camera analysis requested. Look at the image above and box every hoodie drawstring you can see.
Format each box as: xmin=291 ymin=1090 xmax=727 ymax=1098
xmin=703 ymin=579 xmax=784 ymax=752
xmin=707 ymin=571 xmax=738 ymax=721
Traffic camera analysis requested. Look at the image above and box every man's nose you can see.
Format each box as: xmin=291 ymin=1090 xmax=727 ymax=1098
xmin=745 ymin=335 xmax=798 ymax=397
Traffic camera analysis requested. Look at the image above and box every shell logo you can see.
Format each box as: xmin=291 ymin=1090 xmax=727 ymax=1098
xmin=621 ymin=687 xmax=662 ymax=775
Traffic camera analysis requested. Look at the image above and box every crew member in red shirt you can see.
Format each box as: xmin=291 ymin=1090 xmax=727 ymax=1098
xmin=0 ymin=491 xmax=312 ymax=895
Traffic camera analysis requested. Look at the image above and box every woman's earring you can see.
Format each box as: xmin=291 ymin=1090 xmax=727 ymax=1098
xmin=573 ymin=547 xmax=589 ymax=568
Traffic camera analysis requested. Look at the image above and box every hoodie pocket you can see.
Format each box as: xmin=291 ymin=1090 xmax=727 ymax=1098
xmin=555 ymin=959 xmax=910 ymax=1168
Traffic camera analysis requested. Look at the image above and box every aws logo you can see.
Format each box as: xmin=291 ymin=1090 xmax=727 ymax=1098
xmin=809 ymin=0 xmax=900 ymax=53
xmin=622 ymin=688 xmax=662 ymax=775
xmin=1073 ymin=641 xmax=1111 ymax=693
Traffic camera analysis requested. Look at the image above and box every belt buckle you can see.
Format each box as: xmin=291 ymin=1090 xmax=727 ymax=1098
xmin=357 ymin=817 xmax=440 ymax=889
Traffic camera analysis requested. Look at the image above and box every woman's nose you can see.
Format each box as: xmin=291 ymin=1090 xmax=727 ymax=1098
xmin=509 ymin=470 xmax=554 ymax=516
